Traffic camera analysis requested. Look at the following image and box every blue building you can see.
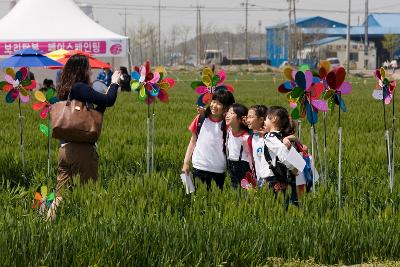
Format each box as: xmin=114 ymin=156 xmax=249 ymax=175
xmin=266 ymin=13 xmax=400 ymax=68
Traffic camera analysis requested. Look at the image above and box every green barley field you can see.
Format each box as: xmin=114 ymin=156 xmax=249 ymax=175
xmin=1 ymin=70 xmax=400 ymax=266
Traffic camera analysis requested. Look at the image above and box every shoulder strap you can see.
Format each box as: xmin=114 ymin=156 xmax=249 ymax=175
xmin=196 ymin=114 xmax=206 ymax=137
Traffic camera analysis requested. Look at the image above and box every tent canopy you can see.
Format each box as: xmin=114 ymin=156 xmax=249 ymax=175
xmin=0 ymin=0 xmax=128 ymax=57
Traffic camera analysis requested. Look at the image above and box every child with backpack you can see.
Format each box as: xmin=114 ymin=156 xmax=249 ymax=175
xmin=182 ymin=89 xmax=235 ymax=190
xmin=225 ymin=103 xmax=253 ymax=189
xmin=246 ymin=105 xmax=268 ymax=187
xmin=261 ymin=106 xmax=299 ymax=197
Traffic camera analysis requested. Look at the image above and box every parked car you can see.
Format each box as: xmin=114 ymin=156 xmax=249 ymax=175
xmin=326 ymin=57 xmax=341 ymax=68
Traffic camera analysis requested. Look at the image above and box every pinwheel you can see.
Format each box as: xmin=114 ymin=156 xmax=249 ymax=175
xmin=191 ymin=67 xmax=234 ymax=107
xmin=32 ymin=185 xmax=55 ymax=216
xmin=317 ymin=60 xmax=332 ymax=184
xmin=130 ymin=61 xmax=176 ymax=176
xmin=32 ymin=88 xmax=59 ymax=177
xmin=278 ymin=64 xmax=329 ymax=191
xmin=323 ymin=66 xmax=352 ymax=206
xmin=373 ymin=67 xmax=397 ymax=192
xmin=240 ymin=172 xmax=257 ymax=190
xmin=0 ymin=67 xmax=36 ymax=169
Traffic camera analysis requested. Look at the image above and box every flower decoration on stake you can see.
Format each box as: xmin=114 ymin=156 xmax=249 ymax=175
xmin=0 ymin=67 xmax=36 ymax=169
xmin=32 ymin=88 xmax=59 ymax=177
xmin=130 ymin=60 xmax=176 ymax=177
xmin=32 ymin=185 xmax=55 ymax=216
xmin=191 ymin=67 xmax=234 ymax=107
xmin=373 ymin=67 xmax=397 ymax=193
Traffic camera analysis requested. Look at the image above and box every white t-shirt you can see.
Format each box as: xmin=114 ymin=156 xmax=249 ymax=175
xmin=226 ymin=128 xmax=251 ymax=163
xmin=189 ymin=115 xmax=226 ymax=173
xmin=259 ymin=132 xmax=296 ymax=178
xmin=251 ymin=134 xmax=264 ymax=180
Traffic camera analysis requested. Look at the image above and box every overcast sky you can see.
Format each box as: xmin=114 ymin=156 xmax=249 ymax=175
xmin=2 ymin=0 xmax=400 ymax=39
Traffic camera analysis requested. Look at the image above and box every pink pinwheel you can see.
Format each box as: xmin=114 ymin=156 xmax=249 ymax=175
xmin=191 ymin=67 xmax=234 ymax=107
xmin=130 ymin=61 xmax=175 ymax=104
xmin=373 ymin=67 xmax=396 ymax=105
xmin=0 ymin=67 xmax=36 ymax=103
xmin=32 ymin=89 xmax=59 ymax=119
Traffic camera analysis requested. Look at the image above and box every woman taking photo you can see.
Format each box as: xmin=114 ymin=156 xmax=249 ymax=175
xmin=48 ymin=54 xmax=121 ymax=220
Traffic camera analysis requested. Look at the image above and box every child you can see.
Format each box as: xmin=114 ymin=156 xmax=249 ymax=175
xmin=182 ymin=89 xmax=235 ymax=190
xmin=261 ymin=106 xmax=298 ymax=196
xmin=225 ymin=103 xmax=252 ymax=189
xmin=246 ymin=105 xmax=268 ymax=186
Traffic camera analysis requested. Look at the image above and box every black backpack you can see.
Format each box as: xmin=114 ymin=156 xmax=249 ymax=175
xmin=263 ymin=132 xmax=293 ymax=184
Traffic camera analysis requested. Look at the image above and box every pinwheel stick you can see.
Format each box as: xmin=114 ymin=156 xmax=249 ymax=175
xmin=47 ymin=118 xmax=51 ymax=178
xmin=307 ymin=93 xmax=316 ymax=192
xmin=382 ymin=94 xmax=392 ymax=190
xmin=146 ymin=104 xmax=150 ymax=177
xmin=18 ymin=98 xmax=25 ymax=170
xmin=151 ymin=102 xmax=155 ymax=175
xmin=391 ymin=97 xmax=396 ymax=193
xmin=323 ymin=112 xmax=328 ymax=183
xmin=297 ymin=120 xmax=302 ymax=141
xmin=338 ymin=94 xmax=342 ymax=207
xmin=338 ymin=126 xmax=342 ymax=208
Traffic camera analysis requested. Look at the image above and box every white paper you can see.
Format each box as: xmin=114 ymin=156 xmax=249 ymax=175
xmin=180 ymin=173 xmax=195 ymax=194
xmin=287 ymin=147 xmax=306 ymax=172
xmin=310 ymin=155 xmax=320 ymax=183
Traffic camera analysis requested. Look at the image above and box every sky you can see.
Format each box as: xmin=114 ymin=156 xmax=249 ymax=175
xmin=1 ymin=0 xmax=400 ymax=39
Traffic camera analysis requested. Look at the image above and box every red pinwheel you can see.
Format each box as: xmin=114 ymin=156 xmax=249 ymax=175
xmin=0 ymin=67 xmax=36 ymax=103
xmin=324 ymin=67 xmax=352 ymax=112
xmin=191 ymin=67 xmax=234 ymax=107
xmin=373 ymin=67 xmax=396 ymax=105
xmin=130 ymin=61 xmax=175 ymax=105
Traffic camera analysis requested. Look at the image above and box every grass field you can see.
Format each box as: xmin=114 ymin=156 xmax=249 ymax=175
xmin=1 ymin=71 xmax=400 ymax=266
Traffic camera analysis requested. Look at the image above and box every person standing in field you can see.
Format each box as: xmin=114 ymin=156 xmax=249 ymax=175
xmin=182 ymin=89 xmax=235 ymax=190
xmin=96 ymin=64 xmax=113 ymax=86
xmin=47 ymin=54 xmax=121 ymax=220
xmin=225 ymin=103 xmax=252 ymax=189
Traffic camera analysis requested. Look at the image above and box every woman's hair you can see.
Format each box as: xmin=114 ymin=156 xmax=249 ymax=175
xmin=230 ymin=103 xmax=249 ymax=130
xmin=267 ymin=106 xmax=291 ymax=135
xmin=287 ymin=117 xmax=298 ymax=135
xmin=43 ymin=78 xmax=54 ymax=88
xmin=204 ymin=89 xmax=235 ymax=118
xmin=120 ymin=66 xmax=128 ymax=75
xmin=57 ymin=54 xmax=91 ymax=100
xmin=249 ymin=104 xmax=268 ymax=119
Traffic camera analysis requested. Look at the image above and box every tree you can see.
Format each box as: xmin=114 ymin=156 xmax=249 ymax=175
xmin=383 ymin=34 xmax=400 ymax=60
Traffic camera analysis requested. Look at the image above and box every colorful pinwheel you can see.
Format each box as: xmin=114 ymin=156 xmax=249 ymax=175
xmin=130 ymin=61 xmax=175 ymax=104
xmin=324 ymin=67 xmax=352 ymax=112
xmin=278 ymin=65 xmax=328 ymax=124
xmin=32 ymin=185 xmax=55 ymax=213
xmin=0 ymin=67 xmax=36 ymax=103
xmin=191 ymin=67 xmax=234 ymax=107
xmin=32 ymin=89 xmax=58 ymax=120
xmin=373 ymin=67 xmax=396 ymax=104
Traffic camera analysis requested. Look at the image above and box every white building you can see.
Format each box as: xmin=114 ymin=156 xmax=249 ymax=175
xmin=301 ymin=37 xmax=376 ymax=70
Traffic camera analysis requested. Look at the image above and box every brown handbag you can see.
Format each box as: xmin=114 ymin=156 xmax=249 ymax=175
xmin=50 ymin=97 xmax=103 ymax=143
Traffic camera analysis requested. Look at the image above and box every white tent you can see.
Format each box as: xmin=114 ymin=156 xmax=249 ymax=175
xmin=0 ymin=0 xmax=129 ymax=57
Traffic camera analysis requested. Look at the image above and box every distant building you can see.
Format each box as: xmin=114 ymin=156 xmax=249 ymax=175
xmin=301 ymin=37 xmax=376 ymax=70
xmin=266 ymin=13 xmax=400 ymax=69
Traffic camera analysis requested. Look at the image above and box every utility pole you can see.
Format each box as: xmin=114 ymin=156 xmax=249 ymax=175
xmin=193 ymin=3 xmax=204 ymax=65
xmin=158 ymin=0 xmax=161 ymax=65
xmin=346 ymin=0 xmax=351 ymax=74
xmin=241 ymin=1 xmax=255 ymax=63
xmin=287 ymin=0 xmax=292 ymax=64
xmin=258 ymin=20 xmax=262 ymax=58
xmin=364 ymin=0 xmax=369 ymax=70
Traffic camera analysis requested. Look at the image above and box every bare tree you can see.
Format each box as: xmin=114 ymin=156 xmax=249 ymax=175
xmin=180 ymin=25 xmax=191 ymax=64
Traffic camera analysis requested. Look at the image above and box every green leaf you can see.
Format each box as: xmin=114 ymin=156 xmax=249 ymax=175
xmin=39 ymin=124 xmax=49 ymax=137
